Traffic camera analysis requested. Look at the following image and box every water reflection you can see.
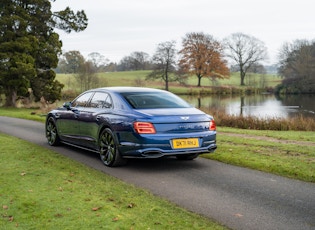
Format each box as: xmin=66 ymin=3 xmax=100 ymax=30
xmin=182 ymin=94 xmax=315 ymax=119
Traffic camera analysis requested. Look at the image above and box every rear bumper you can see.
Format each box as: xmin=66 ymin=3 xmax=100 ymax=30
xmin=119 ymin=142 xmax=217 ymax=158
xmin=117 ymin=130 xmax=217 ymax=158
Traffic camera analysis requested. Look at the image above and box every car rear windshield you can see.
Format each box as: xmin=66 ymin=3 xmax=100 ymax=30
xmin=121 ymin=92 xmax=191 ymax=109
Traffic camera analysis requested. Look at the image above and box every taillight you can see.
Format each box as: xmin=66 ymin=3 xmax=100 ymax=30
xmin=209 ymin=120 xmax=216 ymax=131
xmin=133 ymin=122 xmax=156 ymax=134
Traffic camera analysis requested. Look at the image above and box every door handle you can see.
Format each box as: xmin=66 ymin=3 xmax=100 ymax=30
xmin=96 ymin=115 xmax=101 ymax=121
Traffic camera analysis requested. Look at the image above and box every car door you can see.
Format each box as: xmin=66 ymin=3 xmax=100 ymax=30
xmin=78 ymin=91 xmax=113 ymax=149
xmin=56 ymin=92 xmax=94 ymax=145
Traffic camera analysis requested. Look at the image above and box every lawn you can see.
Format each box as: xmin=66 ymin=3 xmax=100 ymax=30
xmin=208 ymin=127 xmax=315 ymax=182
xmin=0 ymin=133 xmax=225 ymax=229
xmin=56 ymin=70 xmax=281 ymax=94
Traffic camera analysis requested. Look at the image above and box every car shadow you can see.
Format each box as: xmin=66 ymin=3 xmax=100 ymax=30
xmin=123 ymin=156 xmax=208 ymax=173
xmin=56 ymin=143 xmax=209 ymax=173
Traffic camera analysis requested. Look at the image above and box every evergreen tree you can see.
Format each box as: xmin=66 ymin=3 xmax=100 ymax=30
xmin=0 ymin=0 xmax=88 ymax=106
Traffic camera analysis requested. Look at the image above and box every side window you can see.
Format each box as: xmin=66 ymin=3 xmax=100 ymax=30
xmin=72 ymin=92 xmax=94 ymax=107
xmin=89 ymin=92 xmax=112 ymax=109
xmin=104 ymin=94 xmax=113 ymax=108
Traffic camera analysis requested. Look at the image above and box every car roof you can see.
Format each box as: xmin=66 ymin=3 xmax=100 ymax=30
xmin=91 ymin=87 xmax=166 ymax=93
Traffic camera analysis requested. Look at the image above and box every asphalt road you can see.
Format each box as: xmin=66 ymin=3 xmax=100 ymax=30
xmin=1 ymin=116 xmax=315 ymax=230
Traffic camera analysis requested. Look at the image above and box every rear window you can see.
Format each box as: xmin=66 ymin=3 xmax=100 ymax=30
xmin=121 ymin=92 xmax=191 ymax=109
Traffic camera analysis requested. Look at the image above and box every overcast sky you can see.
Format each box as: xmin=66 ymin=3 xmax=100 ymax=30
xmin=52 ymin=0 xmax=315 ymax=64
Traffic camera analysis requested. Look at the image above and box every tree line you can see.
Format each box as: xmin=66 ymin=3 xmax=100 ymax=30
xmin=1 ymin=0 xmax=315 ymax=107
xmin=58 ymin=32 xmax=269 ymax=91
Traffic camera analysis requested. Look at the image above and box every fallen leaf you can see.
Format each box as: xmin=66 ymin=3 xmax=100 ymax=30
xmin=112 ymin=217 xmax=119 ymax=222
xmin=20 ymin=172 xmax=26 ymax=176
xmin=92 ymin=207 xmax=100 ymax=211
xmin=127 ymin=203 xmax=136 ymax=208
xmin=234 ymin=213 xmax=243 ymax=218
xmin=3 ymin=205 xmax=8 ymax=210
xmin=54 ymin=213 xmax=63 ymax=218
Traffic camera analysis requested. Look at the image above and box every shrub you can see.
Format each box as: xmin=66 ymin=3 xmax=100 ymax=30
xmin=62 ymin=89 xmax=78 ymax=101
xmin=204 ymin=108 xmax=315 ymax=131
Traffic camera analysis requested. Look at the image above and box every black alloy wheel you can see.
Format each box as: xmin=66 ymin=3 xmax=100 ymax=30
xmin=46 ymin=117 xmax=60 ymax=146
xmin=99 ymin=128 xmax=126 ymax=167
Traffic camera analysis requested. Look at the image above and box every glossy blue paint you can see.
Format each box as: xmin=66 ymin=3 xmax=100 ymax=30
xmin=46 ymin=87 xmax=217 ymax=166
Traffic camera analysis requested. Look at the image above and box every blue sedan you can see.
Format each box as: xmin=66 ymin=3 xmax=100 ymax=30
xmin=45 ymin=87 xmax=217 ymax=167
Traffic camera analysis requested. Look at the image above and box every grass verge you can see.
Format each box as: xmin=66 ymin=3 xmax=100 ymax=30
xmin=203 ymin=127 xmax=315 ymax=182
xmin=0 ymin=133 xmax=225 ymax=229
xmin=0 ymin=108 xmax=46 ymax=122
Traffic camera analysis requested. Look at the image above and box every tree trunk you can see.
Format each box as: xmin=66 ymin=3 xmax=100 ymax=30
xmin=165 ymin=72 xmax=169 ymax=91
xmin=197 ymin=74 xmax=202 ymax=87
xmin=240 ymin=70 xmax=246 ymax=86
xmin=4 ymin=90 xmax=17 ymax=107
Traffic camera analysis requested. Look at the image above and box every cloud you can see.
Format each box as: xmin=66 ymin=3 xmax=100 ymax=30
xmin=52 ymin=0 xmax=315 ymax=64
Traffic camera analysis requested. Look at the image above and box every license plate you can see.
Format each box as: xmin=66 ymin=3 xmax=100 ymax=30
xmin=172 ymin=138 xmax=199 ymax=149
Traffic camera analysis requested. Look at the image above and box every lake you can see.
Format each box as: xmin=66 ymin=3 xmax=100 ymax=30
xmin=182 ymin=94 xmax=315 ymax=119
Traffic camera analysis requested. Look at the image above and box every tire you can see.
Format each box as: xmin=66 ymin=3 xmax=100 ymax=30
xmin=99 ymin=128 xmax=126 ymax=167
xmin=46 ymin=117 xmax=61 ymax=146
xmin=176 ymin=153 xmax=199 ymax=160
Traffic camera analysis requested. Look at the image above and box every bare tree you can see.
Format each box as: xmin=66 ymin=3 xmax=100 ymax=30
xmin=146 ymin=41 xmax=177 ymax=91
xmin=277 ymin=39 xmax=315 ymax=93
xmin=87 ymin=52 xmax=109 ymax=72
xmin=130 ymin=51 xmax=150 ymax=70
xmin=118 ymin=56 xmax=134 ymax=71
xmin=224 ymin=33 xmax=268 ymax=85
xmin=78 ymin=61 xmax=99 ymax=91
xmin=179 ymin=32 xmax=229 ymax=87
xmin=60 ymin=51 xmax=99 ymax=91
xmin=117 ymin=51 xmax=151 ymax=71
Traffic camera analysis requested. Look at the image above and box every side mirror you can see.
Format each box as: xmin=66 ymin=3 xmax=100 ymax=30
xmin=63 ymin=102 xmax=72 ymax=110
xmin=63 ymin=102 xmax=79 ymax=114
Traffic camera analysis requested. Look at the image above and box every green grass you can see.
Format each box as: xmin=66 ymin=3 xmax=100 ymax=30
xmin=0 ymin=108 xmax=46 ymax=122
xmin=218 ymin=126 xmax=315 ymax=142
xmin=180 ymin=72 xmax=281 ymax=88
xmin=203 ymin=126 xmax=315 ymax=182
xmin=56 ymin=70 xmax=281 ymax=93
xmin=0 ymin=133 xmax=225 ymax=229
xmin=58 ymin=71 xmax=152 ymax=91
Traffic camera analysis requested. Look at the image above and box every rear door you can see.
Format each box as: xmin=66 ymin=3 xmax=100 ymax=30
xmin=78 ymin=91 xmax=113 ymax=149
